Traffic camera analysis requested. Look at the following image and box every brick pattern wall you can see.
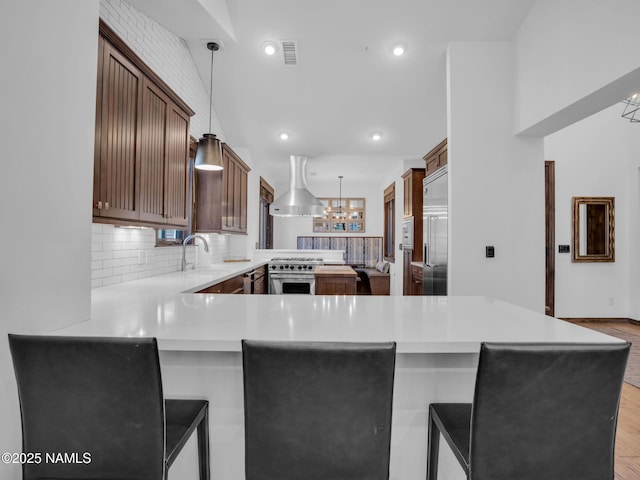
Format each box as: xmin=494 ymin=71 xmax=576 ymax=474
xmin=92 ymin=0 xmax=231 ymax=288
xmin=91 ymin=224 xmax=229 ymax=288
xmin=99 ymin=0 xmax=226 ymax=140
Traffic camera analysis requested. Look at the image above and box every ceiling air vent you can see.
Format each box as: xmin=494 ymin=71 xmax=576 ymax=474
xmin=281 ymin=40 xmax=298 ymax=66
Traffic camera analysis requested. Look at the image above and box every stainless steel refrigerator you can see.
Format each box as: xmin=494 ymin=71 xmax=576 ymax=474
xmin=423 ymin=166 xmax=448 ymax=295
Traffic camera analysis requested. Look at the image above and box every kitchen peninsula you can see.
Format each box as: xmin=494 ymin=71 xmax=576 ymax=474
xmin=49 ymin=266 xmax=620 ymax=480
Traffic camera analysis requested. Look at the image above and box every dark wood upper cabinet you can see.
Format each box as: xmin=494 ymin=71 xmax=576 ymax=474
xmin=401 ymin=168 xmax=425 ymax=220
xmin=93 ymin=21 xmax=193 ymax=229
xmin=194 ymin=143 xmax=250 ymax=234
xmin=94 ymin=37 xmax=143 ymax=221
xmin=423 ymin=138 xmax=448 ymax=177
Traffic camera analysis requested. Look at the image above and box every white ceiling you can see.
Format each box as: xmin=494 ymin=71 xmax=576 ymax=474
xmin=127 ymin=0 xmax=536 ymax=183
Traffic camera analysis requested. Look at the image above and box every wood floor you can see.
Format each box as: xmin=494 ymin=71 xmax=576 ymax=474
xmin=616 ymin=383 xmax=640 ymax=479
xmin=568 ymin=321 xmax=640 ymax=479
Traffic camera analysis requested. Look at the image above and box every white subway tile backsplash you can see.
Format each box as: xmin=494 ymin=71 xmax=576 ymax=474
xmin=91 ymin=223 xmax=231 ymax=288
xmin=102 ymin=276 xmax=123 ymax=287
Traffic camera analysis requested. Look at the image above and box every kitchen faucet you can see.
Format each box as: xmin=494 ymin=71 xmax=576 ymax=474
xmin=181 ymin=234 xmax=209 ymax=271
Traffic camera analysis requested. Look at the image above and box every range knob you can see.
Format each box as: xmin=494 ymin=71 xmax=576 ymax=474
xmin=289 ymin=265 xmax=295 ymax=269
xmin=297 ymin=265 xmax=303 ymax=270
xmin=307 ymin=265 xmax=313 ymax=270
xmin=279 ymin=265 xmax=284 ymax=270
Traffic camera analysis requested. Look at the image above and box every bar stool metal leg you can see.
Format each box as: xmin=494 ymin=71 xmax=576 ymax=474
xmin=197 ymin=408 xmax=210 ymax=480
xmin=426 ymin=406 xmax=440 ymax=480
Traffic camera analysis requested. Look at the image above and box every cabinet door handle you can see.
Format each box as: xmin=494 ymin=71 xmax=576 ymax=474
xmin=96 ymin=201 xmax=103 ymax=210
xmin=104 ymin=202 xmax=109 ymax=210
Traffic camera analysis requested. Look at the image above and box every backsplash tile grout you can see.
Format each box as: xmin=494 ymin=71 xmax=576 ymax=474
xmin=91 ymin=224 xmax=230 ymax=288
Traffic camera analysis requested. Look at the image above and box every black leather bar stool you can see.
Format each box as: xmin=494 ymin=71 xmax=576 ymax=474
xmin=242 ymin=340 xmax=396 ymax=480
xmin=427 ymin=342 xmax=630 ymax=480
xmin=8 ymin=334 xmax=210 ymax=480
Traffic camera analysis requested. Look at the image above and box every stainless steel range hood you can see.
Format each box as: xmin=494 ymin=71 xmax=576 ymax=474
xmin=269 ymin=155 xmax=325 ymax=217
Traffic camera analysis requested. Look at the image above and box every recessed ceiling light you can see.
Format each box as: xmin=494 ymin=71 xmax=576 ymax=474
xmin=392 ymin=42 xmax=407 ymax=56
xmin=280 ymin=133 xmax=289 ymax=140
xmin=371 ymin=132 xmax=382 ymax=141
xmin=262 ymin=41 xmax=277 ymax=56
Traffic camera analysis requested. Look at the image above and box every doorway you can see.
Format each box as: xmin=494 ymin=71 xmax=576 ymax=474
xmin=545 ymin=161 xmax=555 ymax=316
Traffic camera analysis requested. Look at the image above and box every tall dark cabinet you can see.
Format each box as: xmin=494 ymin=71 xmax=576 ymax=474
xmin=402 ymin=168 xmax=425 ymax=295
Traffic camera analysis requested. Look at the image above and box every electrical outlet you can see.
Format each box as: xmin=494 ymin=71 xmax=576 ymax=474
xmin=485 ymin=246 xmax=495 ymax=258
xmin=558 ymin=245 xmax=570 ymax=253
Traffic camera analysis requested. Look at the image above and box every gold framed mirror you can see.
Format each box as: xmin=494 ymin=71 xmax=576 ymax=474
xmin=572 ymin=196 xmax=615 ymax=262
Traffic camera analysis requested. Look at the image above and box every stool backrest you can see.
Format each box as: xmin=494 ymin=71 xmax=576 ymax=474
xmin=8 ymin=334 xmax=166 ymax=480
xmin=470 ymin=342 xmax=630 ymax=480
xmin=242 ymin=340 xmax=396 ymax=480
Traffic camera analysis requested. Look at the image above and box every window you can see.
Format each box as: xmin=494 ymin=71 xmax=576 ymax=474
xmin=383 ymin=183 xmax=395 ymax=262
xmin=259 ymin=177 xmax=274 ymax=249
xmin=156 ymin=229 xmax=185 ymax=245
xmin=312 ymin=198 xmax=366 ymax=233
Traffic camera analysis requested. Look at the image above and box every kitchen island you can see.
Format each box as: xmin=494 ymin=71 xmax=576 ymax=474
xmin=49 ymin=268 xmax=621 ymax=480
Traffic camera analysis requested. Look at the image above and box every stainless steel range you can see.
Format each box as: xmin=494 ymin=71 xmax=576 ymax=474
xmin=268 ymin=257 xmax=324 ymax=294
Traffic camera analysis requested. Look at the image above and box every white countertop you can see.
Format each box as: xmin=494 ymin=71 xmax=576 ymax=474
xmin=49 ymin=261 xmax=620 ymax=353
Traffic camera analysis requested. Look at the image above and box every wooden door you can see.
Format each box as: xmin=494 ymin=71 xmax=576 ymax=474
xmin=221 ymin=145 xmax=249 ymax=233
xmin=164 ymin=105 xmax=189 ymax=226
xmin=239 ymin=166 xmax=248 ymax=231
xmin=221 ymin=149 xmax=232 ymax=230
xmin=96 ymin=41 xmax=143 ymax=221
xmin=545 ymin=161 xmax=555 ymax=316
xmin=139 ymin=78 xmax=168 ymax=224
xmin=403 ymin=174 xmax=411 ymax=217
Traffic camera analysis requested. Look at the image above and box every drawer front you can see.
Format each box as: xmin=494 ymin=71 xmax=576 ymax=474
xmin=223 ymin=275 xmax=244 ymax=294
xmin=411 ymin=265 xmax=423 ymax=279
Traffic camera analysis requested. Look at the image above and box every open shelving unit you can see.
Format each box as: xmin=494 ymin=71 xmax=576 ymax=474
xmin=313 ymin=198 xmax=366 ymax=233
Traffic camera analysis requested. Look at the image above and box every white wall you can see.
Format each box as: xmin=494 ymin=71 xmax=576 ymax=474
xmin=0 ymin=1 xmax=100 ymax=477
xmin=447 ymin=42 xmax=545 ymax=312
xmin=545 ymin=105 xmax=637 ymax=318
xmin=514 ymin=0 xmax=640 ymax=136
xmin=629 ymin=131 xmax=640 ymax=321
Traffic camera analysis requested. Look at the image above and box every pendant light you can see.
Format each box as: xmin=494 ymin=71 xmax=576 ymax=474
xmin=195 ymin=42 xmax=223 ymax=171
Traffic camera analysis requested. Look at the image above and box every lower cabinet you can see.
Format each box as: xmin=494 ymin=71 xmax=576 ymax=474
xmin=315 ymin=266 xmax=358 ymax=295
xmin=196 ymin=265 xmax=268 ymax=295
xmin=196 ymin=274 xmax=244 ymax=294
xmin=404 ymin=250 xmax=423 ymax=296
xmin=411 ymin=265 xmax=423 ymax=296
xmin=253 ymin=266 xmax=267 ymax=294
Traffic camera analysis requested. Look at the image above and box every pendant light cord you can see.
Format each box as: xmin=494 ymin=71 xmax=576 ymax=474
xmin=208 ymin=45 xmax=214 ymax=133
xmin=338 ymin=175 xmax=343 ymax=217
